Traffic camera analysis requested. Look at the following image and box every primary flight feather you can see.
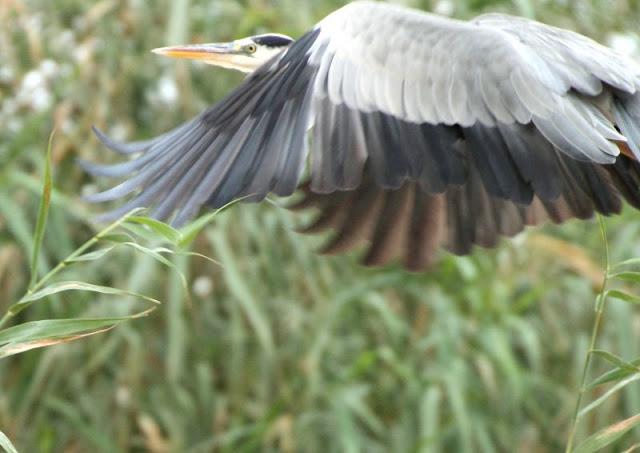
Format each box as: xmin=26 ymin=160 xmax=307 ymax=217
xmin=83 ymin=1 xmax=640 ymax=270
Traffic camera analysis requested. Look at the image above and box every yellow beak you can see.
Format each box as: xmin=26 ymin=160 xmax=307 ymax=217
xmin=151 ymin=42 xmax=237 ymax=62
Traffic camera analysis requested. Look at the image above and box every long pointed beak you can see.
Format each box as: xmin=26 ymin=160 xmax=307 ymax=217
xmin=151 ymin=42 xmax=237 ymax=62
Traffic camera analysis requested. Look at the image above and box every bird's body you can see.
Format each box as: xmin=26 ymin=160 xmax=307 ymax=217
xmin=84 ymin=1 xmax=640 ymax=270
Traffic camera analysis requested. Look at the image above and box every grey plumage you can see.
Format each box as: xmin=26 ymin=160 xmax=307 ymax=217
xmin=86 ymin=1 xmax=640 ymax=270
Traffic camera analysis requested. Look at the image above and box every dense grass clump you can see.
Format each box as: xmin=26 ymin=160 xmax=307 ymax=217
xmin=1 ymin=0 xmax=640 ymax=451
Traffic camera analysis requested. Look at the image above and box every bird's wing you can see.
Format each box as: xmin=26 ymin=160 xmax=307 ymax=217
xmin=84 ymin=29 xmax=321 ymax=225
xmin=85 ymin=1 xmax=640 ymax=264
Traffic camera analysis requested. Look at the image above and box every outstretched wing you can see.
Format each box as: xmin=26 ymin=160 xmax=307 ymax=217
xmin=83 ymin=29 xmax=320 ymax=225
xmin=84 ymin=1 xmax=640 ymax=266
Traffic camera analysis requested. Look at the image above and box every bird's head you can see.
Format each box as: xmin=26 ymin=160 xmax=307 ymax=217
xmin=152 ymin=33 xmax=295 ymax=73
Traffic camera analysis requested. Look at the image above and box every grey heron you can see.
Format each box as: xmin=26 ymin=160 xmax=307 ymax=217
xmin=83 ymin=1 xmax=640 ymax=271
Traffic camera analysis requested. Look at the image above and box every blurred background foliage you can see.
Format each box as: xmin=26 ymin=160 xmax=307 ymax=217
xmin=2 ymin=0 xmax=640 ymax=451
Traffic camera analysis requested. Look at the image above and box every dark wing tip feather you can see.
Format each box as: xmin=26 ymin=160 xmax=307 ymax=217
xmin=76 ymin=157 xmax=115 ymax=177
xmin=92 ymin=126 xmax=156 ymax=155
xmin=76 ymin=156 xmax=143 ymax=178
xmin=82 ymin=179 xmax=138 ymax=203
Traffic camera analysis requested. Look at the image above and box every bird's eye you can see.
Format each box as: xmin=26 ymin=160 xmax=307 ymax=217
xmin=246 ymin=44 xmax=257 ymax=54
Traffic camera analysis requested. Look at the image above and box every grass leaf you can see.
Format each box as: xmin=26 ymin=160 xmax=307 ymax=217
xmin=606 ymin=290 xmax=640 ymax=305
xmin=613 ymin=258 xmax=640 ymax=268
xmin=66 ymin=246 xmax=116 ymax=262
xmin=609 ymin=272 xmax=640 ymax=284
xmin=0 ymin=309 xmax=154 ymax=347
xmin=588 ymin=358 xmax=640 ymax=389
xmin=591 ymin=350 xmax=640 ymax=373
xmin=574 ymin=414 xmax=640 ymax=453
xmin=124 ymin=216 xmax=182 ymax=244
xmin=99 ymin=233 xmax=136 ymax=243
xmin=0 ymin=326 xmax=115 ymax=359
xmin=579 ymin=374 xmax=640 ymax=419
xmin=207 ymin=230 xmax=274 ymax=354
xmin=9 ymin=281 xmax=160 ymax=316
xmin=120 ymin=242 xmax=189 ymax=293
xmin=178 ymin=210 xmax=222 ymax=248
xmin=177 ymin=196 xmax=247 ymax=248
xmin=29 ymin=129 xmax=55 ymax=289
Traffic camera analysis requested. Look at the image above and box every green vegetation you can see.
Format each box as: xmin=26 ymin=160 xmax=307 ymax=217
xmin=2 ymin=0 xmax=640 ymax=451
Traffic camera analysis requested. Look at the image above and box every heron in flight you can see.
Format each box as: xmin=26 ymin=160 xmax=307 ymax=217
xmin=84 ymin=1 xmax=640 ymax=271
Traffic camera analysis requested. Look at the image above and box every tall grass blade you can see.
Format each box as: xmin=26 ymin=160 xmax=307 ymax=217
xmin=0 ymin=309 xmax=154 ymax=346
xmin=609 ymin=272 xmax=640 ymax=284
xmin=120 ymin=242 xmax=189 ymax=293
xmin=566 ymin=215 xmax=610 ymax=452
xmin=578 ymin=374 xmax=640 ymax=419
xmin=587 ymin=359 xmax=640 ymax=389
xmin=0 ymin=326 xmax=115 ymax=359
xmin=605 ymin=290 xmax=640 ymax=305
xmin=613 ymin=258 xmax=640 ymax=268
xmin=178 ymin=197 xmax=244 ymax=247
xmin=124 ymin=216 xmax=182 ymax=244
xmin=0 ymin=309 xmax=155 ymax=359
xmin=207 ymin=230 xmax=274 ymax=354
xmin=9 ymin=280 xmax=160 ymax=316
xmin=29 ymin=130 xmax=55 ymax=289
xmin=590 ymin=350 xmax=640 ymax=373
xmin=66 ymin=246 xmax=116 ymax=262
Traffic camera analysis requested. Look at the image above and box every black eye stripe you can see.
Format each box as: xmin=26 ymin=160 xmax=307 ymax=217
xmin=252 ymin=34 xmax=294 ymax=47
